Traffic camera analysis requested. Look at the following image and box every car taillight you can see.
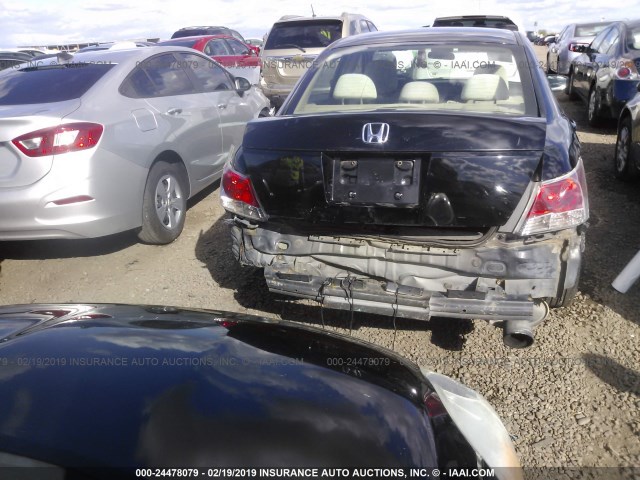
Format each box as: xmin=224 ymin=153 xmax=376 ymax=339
xmin=618 ymin=67 xmax=631 ymax=78
xmin=615 ymin=59 xmax=639 ymax=80
xmin=12 ymin=122 xmax=103 ymax=158
xmin=424 ymin=392 xmax=447 ymax=418
xmin=519 ymin=161 xmax=588 ymax=236
xmin=220 ymin=163 xmax=267 ymax=221
xmin=568 ymin=43 xmax=586 ymax=52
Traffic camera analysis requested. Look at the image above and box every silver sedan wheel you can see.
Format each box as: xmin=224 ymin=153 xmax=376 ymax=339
xmin=616 ymin=124 xmax=630 ymax=174
xmin=588 ymin=89 xmax=596 ymax=119
xmin=588 ymin=87 xmax=602 ymax=126
xmin=155 ymin=174 xmax=184 ymax=230
xmin=566 ymin=70 xmax=577 ymax=99
xmin=614 ymin=118 xmax=638 ymax=181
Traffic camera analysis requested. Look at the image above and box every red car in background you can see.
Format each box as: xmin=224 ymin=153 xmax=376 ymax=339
xmin=157 ymin=35 xmax=260 ymax=68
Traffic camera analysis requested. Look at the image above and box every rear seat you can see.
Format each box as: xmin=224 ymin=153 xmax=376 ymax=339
xmin=462 ymin=74 xmax=509 ymax=102
xmin=333 ymin=74 xmax=377 ymax=104
xmin=399 ymin=82 xmax=439 ymax=104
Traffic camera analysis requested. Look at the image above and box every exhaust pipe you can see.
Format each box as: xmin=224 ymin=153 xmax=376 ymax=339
xmin=502 ymin=301 xmax=549 ymax=349
xmin=503 ymin=320 xmax=535 ymax=348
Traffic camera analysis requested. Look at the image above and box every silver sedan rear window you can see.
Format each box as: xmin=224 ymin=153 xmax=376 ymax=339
xmin=0 ymin=63 xmax=114 ymax=105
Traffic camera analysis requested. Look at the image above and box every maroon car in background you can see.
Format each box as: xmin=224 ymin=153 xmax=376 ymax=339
xmin=158 ymin=35 xmax=260 ymax=68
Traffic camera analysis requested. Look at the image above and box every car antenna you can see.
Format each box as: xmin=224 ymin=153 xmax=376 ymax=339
xmin=311 ymin=4 xmax=316 ymax=17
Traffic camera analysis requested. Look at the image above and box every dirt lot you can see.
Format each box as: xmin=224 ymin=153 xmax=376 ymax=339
xmin=0 ymin=46 xmax=639 ymax=469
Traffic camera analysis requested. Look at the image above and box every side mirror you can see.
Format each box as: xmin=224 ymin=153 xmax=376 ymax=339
xmin=546 ymin=74 xmax=568 ymax=92
xmin=234 ymin=76 xmax=251 ymax=94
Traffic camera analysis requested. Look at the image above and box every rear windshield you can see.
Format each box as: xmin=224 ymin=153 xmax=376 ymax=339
xmin=158 ymin=38 xmax=199 ymax=48
xmin=265 ymin=20 xmax=343 ymax=50
xmin=628 ymin=26 xmax=640 ymax=49
xmin=433 ymin=17 xmax=517 ymax=30
xmin=172 ymin=29 xmax=223 ymax=39
xmin=0 ymin=64 xmax=114 ymax=105
xmin=291 ymin=43 xmax=537 ymax=117
xmin=575 ymin=23 xmax=609 ymax=37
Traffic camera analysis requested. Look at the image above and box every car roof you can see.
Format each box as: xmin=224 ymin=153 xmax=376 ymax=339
xmin=274 ymin=13 xmax=362 ymax=23
xmin=568 ymin=20 xmax=639 ymax=31
xmin=615 ymin=19 xmax=640 ymax=28
xmin=49 ymin=46 xmax=208 ymax=66
xmin=159 ymin=34 xmax=235 ymax=43
xmin=0 ymin=51 xmax=33 ymax=59
xmin=175 ymin=25 xmax=230 ymax=30
xmin=434 ymin=15 xmax=513 ymax=21
xmin=333 ymin=27 xmax=520 ymax=48
xmin=571 ymin=20 xmax=615 ymax=27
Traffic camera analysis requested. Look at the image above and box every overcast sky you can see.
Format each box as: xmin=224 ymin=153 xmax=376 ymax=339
xmin=1 ymin=0 xmax=638 ymax=48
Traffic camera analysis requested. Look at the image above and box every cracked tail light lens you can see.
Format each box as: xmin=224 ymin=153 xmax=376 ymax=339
xmin=520 ymin=161 xmax=588 ymax=236
xmin=12 ymin=123 xmax=103 ymax=157
xmin=220 ymin=163 xmax=267 ymax=221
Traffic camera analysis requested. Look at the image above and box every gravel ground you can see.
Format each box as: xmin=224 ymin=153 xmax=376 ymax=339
xmin=0 ymin=46 xmax=638 ymax=469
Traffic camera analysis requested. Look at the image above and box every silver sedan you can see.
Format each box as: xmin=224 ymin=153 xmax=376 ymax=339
xmin=546 ymin=21 xmax=611 ymax=75
xmin=0 ymin=47 xmax=270 ymax=244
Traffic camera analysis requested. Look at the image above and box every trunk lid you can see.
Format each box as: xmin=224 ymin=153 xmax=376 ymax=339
xmin=241 ymin=113 xmax=546 ymax=228
xmin=0 ymin=100 xmax=81 ymax=188
xmin=261 ymin=53 xmax=320 ymax=87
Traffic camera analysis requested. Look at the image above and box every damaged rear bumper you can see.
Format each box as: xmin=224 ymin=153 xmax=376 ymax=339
xmin=229 ymin=219 xmax=584 ymax=326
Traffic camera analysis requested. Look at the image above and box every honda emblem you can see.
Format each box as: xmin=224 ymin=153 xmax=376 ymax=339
xmin=362 ymin=123 xmax=390 ymax=144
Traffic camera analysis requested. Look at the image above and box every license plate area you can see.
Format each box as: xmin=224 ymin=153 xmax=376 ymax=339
xmin=328 ymin=157 xmax=422 ymax=206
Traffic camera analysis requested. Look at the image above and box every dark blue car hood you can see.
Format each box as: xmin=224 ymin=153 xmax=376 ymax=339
xmin=0 ymin=304 xmax=437 ymax=473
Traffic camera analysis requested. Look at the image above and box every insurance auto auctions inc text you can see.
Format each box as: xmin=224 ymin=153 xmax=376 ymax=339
xmin=253 ymin=468 xmax=494 ymax=478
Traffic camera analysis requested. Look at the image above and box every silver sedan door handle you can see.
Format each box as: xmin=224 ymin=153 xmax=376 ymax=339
xmin=217 ymin=104 xmax=227 ymax=110
xmin=166 ymin=108 xmax=183 ymax=115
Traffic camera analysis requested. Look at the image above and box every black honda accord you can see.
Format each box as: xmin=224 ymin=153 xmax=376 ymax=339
xmin=221 ymin=28 xmax=589 ymax=348
xmin=0 ymin=304 xmax=521 ymax=479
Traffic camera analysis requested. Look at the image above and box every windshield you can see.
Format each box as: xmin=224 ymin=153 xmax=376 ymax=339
xmin=264 ymin=20 xmax=343 ymax=50
xmin=291 ymin=43 xmax=535 ymax=117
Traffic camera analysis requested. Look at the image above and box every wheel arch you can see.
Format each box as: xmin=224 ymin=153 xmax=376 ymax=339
xmin=618 ymin=108 xmax=632 ymax=131
xmin=148 ymin=150 xmax=191 ymax=198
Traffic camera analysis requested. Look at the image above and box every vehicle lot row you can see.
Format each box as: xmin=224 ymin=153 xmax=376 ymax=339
xmin=0 ymin=45 xmax=638 ymax=468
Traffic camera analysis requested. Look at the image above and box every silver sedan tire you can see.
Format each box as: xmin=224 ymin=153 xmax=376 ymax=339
xmin=587 ymin=86 xmax=602 ymax=127
xmin=566 ymin=69 xmax=578 ymax=100
xmin=614 ymin=117 xmax=639 ymax=181
xmin=138 ymin=161 xmax=188 ymax=244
